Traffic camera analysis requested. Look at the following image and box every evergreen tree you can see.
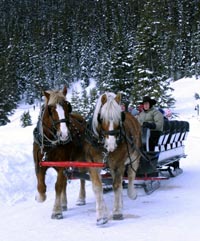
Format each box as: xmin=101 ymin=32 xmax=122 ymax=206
xmin=1 ymin=0 xmax=200 ymax=122
xmin=132 ymin=0 xmax=174 ymax=106
xmin=194 ymin=93 xmax=200 ymax=100
xmin=80 ymin=89 xmax=90 ymax=117
xmin=20 ymin=111 xmax=32 ymax=128
xmin=70 ymin=90 xmax=81 ymax=114
xmin=105 ymin=31 xmax=135 ymax=106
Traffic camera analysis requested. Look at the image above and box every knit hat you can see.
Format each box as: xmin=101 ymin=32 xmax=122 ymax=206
xmin=131 ymin=108 xmax=139 ymax=116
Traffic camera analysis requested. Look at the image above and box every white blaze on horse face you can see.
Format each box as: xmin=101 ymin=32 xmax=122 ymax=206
xmin=56 ymin=104 xmax=69 ymax=140
xmin=104 ymin=120 xmax=117 ymax=152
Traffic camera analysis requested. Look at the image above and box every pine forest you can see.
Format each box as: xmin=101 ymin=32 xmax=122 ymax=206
xmin=0 ymin=0 xmax=200 ymax=124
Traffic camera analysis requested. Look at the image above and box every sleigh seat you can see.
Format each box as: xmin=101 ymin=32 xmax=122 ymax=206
xmin=137 ymin=120 xmax=190 ymax=176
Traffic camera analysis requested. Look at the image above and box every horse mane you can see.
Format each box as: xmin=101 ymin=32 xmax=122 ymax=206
xmin=92 ymin=92 xmax=122 ymax=136
xmin=44 ymin=90 xmax=66 ymax=105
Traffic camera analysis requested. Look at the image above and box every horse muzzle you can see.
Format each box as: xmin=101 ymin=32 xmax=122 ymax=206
xmin=104 ymin=136 xmax=117 ymax=152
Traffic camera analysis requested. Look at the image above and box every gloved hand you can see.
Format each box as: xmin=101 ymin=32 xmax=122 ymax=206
xmin=142 ymin=122 xmax=156 ymax=129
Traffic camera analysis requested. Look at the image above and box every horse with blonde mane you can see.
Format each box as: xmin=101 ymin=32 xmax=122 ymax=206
xmin=84 ymin=92 xmax=142 ymax=225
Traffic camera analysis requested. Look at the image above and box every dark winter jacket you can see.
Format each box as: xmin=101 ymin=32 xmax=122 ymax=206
xmin=137 ymin=107 xmax=164 ymax=131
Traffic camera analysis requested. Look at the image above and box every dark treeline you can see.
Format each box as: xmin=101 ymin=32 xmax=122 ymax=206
xmin=0 ymin=0 xmax=200 ymax=124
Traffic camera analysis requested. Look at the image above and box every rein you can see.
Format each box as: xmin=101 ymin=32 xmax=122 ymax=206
xmin=121 ymin=124 xmax=140 ymax=172
xmin=85 ymin=122 xmax=105 ymax=149
xmin=121 ymin=124 xmax=153 ymax=169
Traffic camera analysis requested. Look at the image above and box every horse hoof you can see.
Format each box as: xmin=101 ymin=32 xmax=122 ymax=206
xmin=35 ymin=193 xmax=46 ymax=202
xmin=96 ymin=217 xmax=109 ymax=226
xmin=128 ymin=189 xmax=137 ymax=200
xmin=113 ymin=214 xmax=123 ymax=220
xmin=76 ymin=199 xmax=86 ymax=206
xmin=62 ymin=205 xmax=68 ymax=211
xmin=51 ymin=213 xmax=63 ymax=220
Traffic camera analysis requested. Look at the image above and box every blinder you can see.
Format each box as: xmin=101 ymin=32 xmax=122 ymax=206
xmin=121 ymin=111 xmax=125 ymax=122
xmin=47 ymin=106 xmax=54 ymax=117
xmin=97 ymin=113 xmax=102 ymax=124
xmin=67 ymin=101 xmax=72 ymax=113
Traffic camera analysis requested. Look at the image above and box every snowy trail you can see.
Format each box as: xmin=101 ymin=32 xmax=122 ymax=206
xmin=1 ymin=164 xmax=200 ymax=241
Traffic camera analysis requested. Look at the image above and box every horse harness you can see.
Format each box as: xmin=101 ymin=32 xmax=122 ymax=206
xmin=85 ymin=113 xmax=141 ymax=172
xmin=33 ymin=106 xmax=143 ymax=173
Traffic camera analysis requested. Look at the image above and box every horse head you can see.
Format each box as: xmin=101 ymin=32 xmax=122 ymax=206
xmin=41 ymin=86 xmax=72 ymax=144
xmin=92 ymin=92 xmax=125 ymax=152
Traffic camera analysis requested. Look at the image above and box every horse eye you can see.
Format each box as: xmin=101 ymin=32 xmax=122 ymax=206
xmin=48 ymin=105 xmax=55 ymax=115
xmin=62 ymin=101 xmax=72 ymax=113
xmin=67 ymin=102 xmax=72 ymax=113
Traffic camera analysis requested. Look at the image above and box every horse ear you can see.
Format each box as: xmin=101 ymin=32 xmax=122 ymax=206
xmin=101 ymin=94 xmax=107 ymax=105
xmin=115 ymin=93 xmax=121 ymax=104
xmin=43 ymin=91 xmax=50 ymax=100
xmin=63 ymin=85 xmax=67 ymax=96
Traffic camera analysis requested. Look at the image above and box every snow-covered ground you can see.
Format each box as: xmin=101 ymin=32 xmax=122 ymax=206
xmin=0 ymin=77 xmax=200 ymax=241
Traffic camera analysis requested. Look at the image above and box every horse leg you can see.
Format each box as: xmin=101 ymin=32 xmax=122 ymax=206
xmin=51 ymin=169 xmax=66 ymax=219
xmin=127 ymin=157 xmax=140 ymax=200
xmin=35 ymin=167 xmax=47 ymax=202
xmin=112 ymin=168 xmax=124 ymax=220
xmin=89 ymin=168 xmax=109 ymax=225
xmin=61 ymin=177 xmax=67 ymax=211
xmin=76 ymin=179 xmax=86 ymax=206
xmin=33 ymin=143 xmax=47 ymax=202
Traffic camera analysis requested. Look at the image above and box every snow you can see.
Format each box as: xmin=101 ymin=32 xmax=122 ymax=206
xmin=67 ymin=78 xmax=97 ymax=100
xmin=0 ymin=77 xmax=200 ymax=241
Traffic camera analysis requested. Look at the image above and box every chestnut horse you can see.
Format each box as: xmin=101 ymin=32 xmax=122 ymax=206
xmin=33 ymin=86 xmax=86 ymax=219
xmin=84 ymin=92 xmax=142 ymax=225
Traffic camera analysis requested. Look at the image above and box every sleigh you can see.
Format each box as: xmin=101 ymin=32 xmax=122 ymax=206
xmin=40 ymin=119 xmax=190 ymax=194
xmin=35 ymin=88 xmax=190 ymax=224
xmin=131 ymin=120 xmax=189 ymax=193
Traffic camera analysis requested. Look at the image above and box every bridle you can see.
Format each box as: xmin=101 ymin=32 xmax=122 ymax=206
xmin=99 ymin=127 xmax=123 ymax=145
xmin=46 ymin=104 xmax=70 ymax=135
xmin=97 ymin=112 xmax=125 ymax=146
xmin=34 ymin=103 xmax=72 ymax=153
xmin=97 ymin=111 xmax=142 ymax=172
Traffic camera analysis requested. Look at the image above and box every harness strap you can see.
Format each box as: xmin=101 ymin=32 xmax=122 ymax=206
xmin=101 ymin=129 xmax=120 ymax=136
xmin=85 ymin=124 xmax=105 ymax=149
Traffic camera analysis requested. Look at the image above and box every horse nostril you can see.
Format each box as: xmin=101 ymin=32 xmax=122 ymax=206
xmin=61 ymin=132 xmax=66 ymax=137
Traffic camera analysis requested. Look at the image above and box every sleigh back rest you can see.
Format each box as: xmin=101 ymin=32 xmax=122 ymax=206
xmin=143 ymin=120 xmax=190 ymax=152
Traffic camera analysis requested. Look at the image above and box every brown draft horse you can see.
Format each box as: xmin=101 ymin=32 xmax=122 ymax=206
xmin=84 ymin=92 xmax=142 ymax=225
xmin=33 ymin=86 xmax=86 ymax=219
